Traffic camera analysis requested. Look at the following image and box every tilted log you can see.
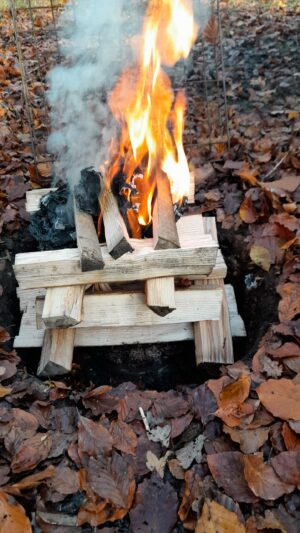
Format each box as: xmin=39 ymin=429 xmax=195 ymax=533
xmin=99 ymin=175 xmax=133 ymax=260
xmin=153 ymin=170 xmax=180 ymax=250
xmin=73 ymin=198 xmax=104 ymax=271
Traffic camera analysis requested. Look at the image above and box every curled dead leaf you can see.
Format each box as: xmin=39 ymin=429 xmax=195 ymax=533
xmin=195 ymin=499 xmax=246 ymax=533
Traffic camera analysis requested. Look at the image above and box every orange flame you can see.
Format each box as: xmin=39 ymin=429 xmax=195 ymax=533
xmin=108 ymin=0 xmax=197 ymax=228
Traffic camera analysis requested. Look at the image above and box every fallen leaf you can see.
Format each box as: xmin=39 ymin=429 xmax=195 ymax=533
xmin=0 ymin=385 xmax=11 ymax=398
xmin=148 ymin=424 xmax=171 ymax=448
xmin=0 ymin=490 xmax=31 ymax=533
xmin=223 ymin=425 xmax=269 ymax=454
xmin=195 ymin=499 xmax=245 ymax=533
xmin=11 ymin=433 xmax=52 ymax=474
xmin=78 ymin=415 xmax=113 ymax=459
xmin=175 ymin=434 xmax=204 ymax=469
xmin=256 ymin=378 xmax=300 ymax=420
xmin=192 ymin=383 xmax=218 ymax=425
xmin=178 ymin=465 xmax=203 ymax=528
xmin=47 ymin=464 xmax=80 ymax=495
xmin=4 ymin=465 xmax=55 ymax=496
xmin=267 ymin=342 xmax=300 ymax=359
xmin=203 ymin=16 xmax=219 ymax=45
xmin=130 ymin=473 xmax=178 ymax=533
xmin=250 ymin=245 xmax=271 ymax=271
xmin=146 ymin=450 xmax=171 ymax=478
xmin=167 ymin=458 xmax=185 ymax=480
xmin=87 ymin=453 xmax=135 ymax=509
xmin=271 ymin=451 xmax=300 ymax=489
xmin=207 ymin=451 xmax=257 ymax=503
xmin=243 ymin=453 xmax=295 ymax=500
xmin=109 ymin=419 xmax=138 ymax=455
xmin=277 ymin=283 xmax=300 ymax=322
xmin=240 ymin=196 xmax=258 ymax=224
xmin=235 ymin=163 xmax=259 ymax=186
xmin=0 ymin=327 xmax=10 ymax=344
xmin=282 ymin=422 xmax=300 ymax=451
xmin=214 ymin=375 xmax=252 ymax=427
xmin=170 ymin=413 xmax=193 ymax=439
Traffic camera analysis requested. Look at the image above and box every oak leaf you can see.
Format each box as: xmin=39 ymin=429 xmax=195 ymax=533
xmin=243 ymin=453 xmax=295 ymax=500
xmin=256 ymin=378 xmax=300 ymax=420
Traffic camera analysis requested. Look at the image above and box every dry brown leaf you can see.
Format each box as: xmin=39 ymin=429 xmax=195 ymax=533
xmin=240 ymin=196 xmax=258 ymax=224
xmin=207 ymin=451 xmax=257 ymax=503
xmin=250 ymin=245 xmax=272 ymax=272
xmin=277 ymin=283 xmax=300 ymax=322
xmin=256 ymin=378 xmax=300 ymax=420
xmin=0 ymin=385 xmax=11 ymax=398
xmin=223 ymin=425 xmax=269 ymax=454
xmin=235 ymin=163 xmax=259 ymax=186
xmin=282 ymin=422 xmax=300 ymax=451
xmin=4 ymin=465 xmax=55 ymax=496
xmin=195 ymin=499 xmax=246 ymax=533
xmin=11 ymin=433 xmax=52 ymax=474
xmin=146 ymin=450 xmax=171 ymax=478
xmin=0 ymin=490 xmax=31 ymax=533
xmin=271 ymin=451 xmax=300 ymax=489
xmin=243 ymin=453 xmax=295 ymax=500
xmin=78 ymin=415 xmax=113 ymax=459
xmin=178 ymin=465 xmax=203 ymax=529
xmin=203 ymin=17 xmax=219 ymax=45
xmin=109 ymin=419 xmax=138 ymax=455
xmin=214 ymin=375 xmax=252 ymax=427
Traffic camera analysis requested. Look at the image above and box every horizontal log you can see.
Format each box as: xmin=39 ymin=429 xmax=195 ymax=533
xmin=14 ymin=285 xmax=245 ymax=349
xmin=36 ymin=289 xmax=223 ymax=329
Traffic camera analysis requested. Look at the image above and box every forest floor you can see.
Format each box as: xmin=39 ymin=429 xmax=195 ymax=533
xmin=0 ymin=2 xmax=299 ymax=532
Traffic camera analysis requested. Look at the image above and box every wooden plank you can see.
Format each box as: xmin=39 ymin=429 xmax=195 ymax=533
xmin=14 ymin=216 xmax=218 ymax=289
xmin=25 ymin=188 xmax=57 ymax=213
xmin=73 ymin=199 xmax=104 ymax=271
xmin=193 ymin=279 xmax=234 ymax=365
xmin=14 ymin=284 xmax=245 ymax=348
xmin=153 ymin=170 xmax=180 ymax=250
xmin=99 ymin=175 xmax=133 ymax=259
xmin=36 ymin=288 xmax=223 ymax=328
xmin=41 ymin=286 xmax=85 ymax=328
xmin=146 ymin=277 xmax=176 ymax=317
xmin=37 ymin=328 xmax=75 ymax=376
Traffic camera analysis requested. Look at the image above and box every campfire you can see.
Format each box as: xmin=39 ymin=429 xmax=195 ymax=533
xmin=13 ymin=0 xmax=245 ymax=376
xmin=104 ymin=0 xmax=197 ymax=242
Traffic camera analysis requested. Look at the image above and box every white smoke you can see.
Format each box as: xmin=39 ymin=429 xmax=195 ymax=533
xmin=47 ymin=0 xmax=211 ymax=186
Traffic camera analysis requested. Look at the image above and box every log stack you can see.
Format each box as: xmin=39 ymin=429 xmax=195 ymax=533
xmin=13 ymin=183 xmax=246 ymax=376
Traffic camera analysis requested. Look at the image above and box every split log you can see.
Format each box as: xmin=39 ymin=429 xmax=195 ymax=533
xmin=41 ymin=285 xmax=85 ymax=328
xmin=99 ymin=175 xmax=133 ymax=259
xmin=25 ymin=188 xmax=57 ymax=214
xmin=73 ymin=198 xmax=104 ymax=271
xmin=37 ymin=328 xmax=75 ymax=376
xmin=153 ymin=170 xmax=180 ymax=250
xmin=36 ymin=288 xmax=223 ymax=329
xmin=14 ymin=284 xmax=245 ymax=348
xmin=145 ymin=277 xmax=176 ymax=317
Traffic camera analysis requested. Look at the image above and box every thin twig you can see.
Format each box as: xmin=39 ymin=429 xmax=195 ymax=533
xmin=262 ymin=151 xmax=289 ymax=181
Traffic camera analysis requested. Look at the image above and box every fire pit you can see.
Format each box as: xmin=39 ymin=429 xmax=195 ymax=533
xmin=13 ymin=0 xmax=245 ymax=376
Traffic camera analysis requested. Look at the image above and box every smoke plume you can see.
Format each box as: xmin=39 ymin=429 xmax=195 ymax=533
xmin=47 ymin=0 xmax=211 ymax=187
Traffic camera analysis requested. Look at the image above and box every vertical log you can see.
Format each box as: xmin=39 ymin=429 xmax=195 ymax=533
xmin=153 ymin=170 xmax=180 ymax=250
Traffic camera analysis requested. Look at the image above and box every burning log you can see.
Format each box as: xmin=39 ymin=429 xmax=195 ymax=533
xmin=99 ymin=174 xmax=134 ymax=260
xmin=153 ymin=170 xmax=180 ymax=250
xmin=37 ymin=328 xmax=75 ymax=376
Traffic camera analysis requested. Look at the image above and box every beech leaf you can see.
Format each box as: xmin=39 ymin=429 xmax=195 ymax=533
xmin=0 ymin=490 xmax=31 ymax=533
xmin=243 ymin=453 xmax=295 ymax=500
xmin=256 ymin=378 xmax=300 ymax=420
xmin=195 ymin=499 xmax=246 ymax=533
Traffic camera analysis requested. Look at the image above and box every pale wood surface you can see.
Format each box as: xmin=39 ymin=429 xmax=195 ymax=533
xmin=193 ymin=279 xmax=235 ymax=364
xmin=14 ymin=284 xmax=245 ymax=348
xmin=99 ymin=175 xmax=133 ymax=259
xmin=25 ymin=188 xmax=57 ymax=213
xmin=37 ymin=328 xmax=75 ymax=376
xmin=14 ymin=216 xmax=218 ymax=289
xmin=41 ymin=285 xmax=85 ymax=328
xmin=146 ymin=277 xmax=176 ymax=317
xmin=74 ymin=199 xmax=104 ymax=271
xmin=36 ymin=288 xmax=223 ymax=328
xmin=153 ymin=171 xmax=180 ymax=250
